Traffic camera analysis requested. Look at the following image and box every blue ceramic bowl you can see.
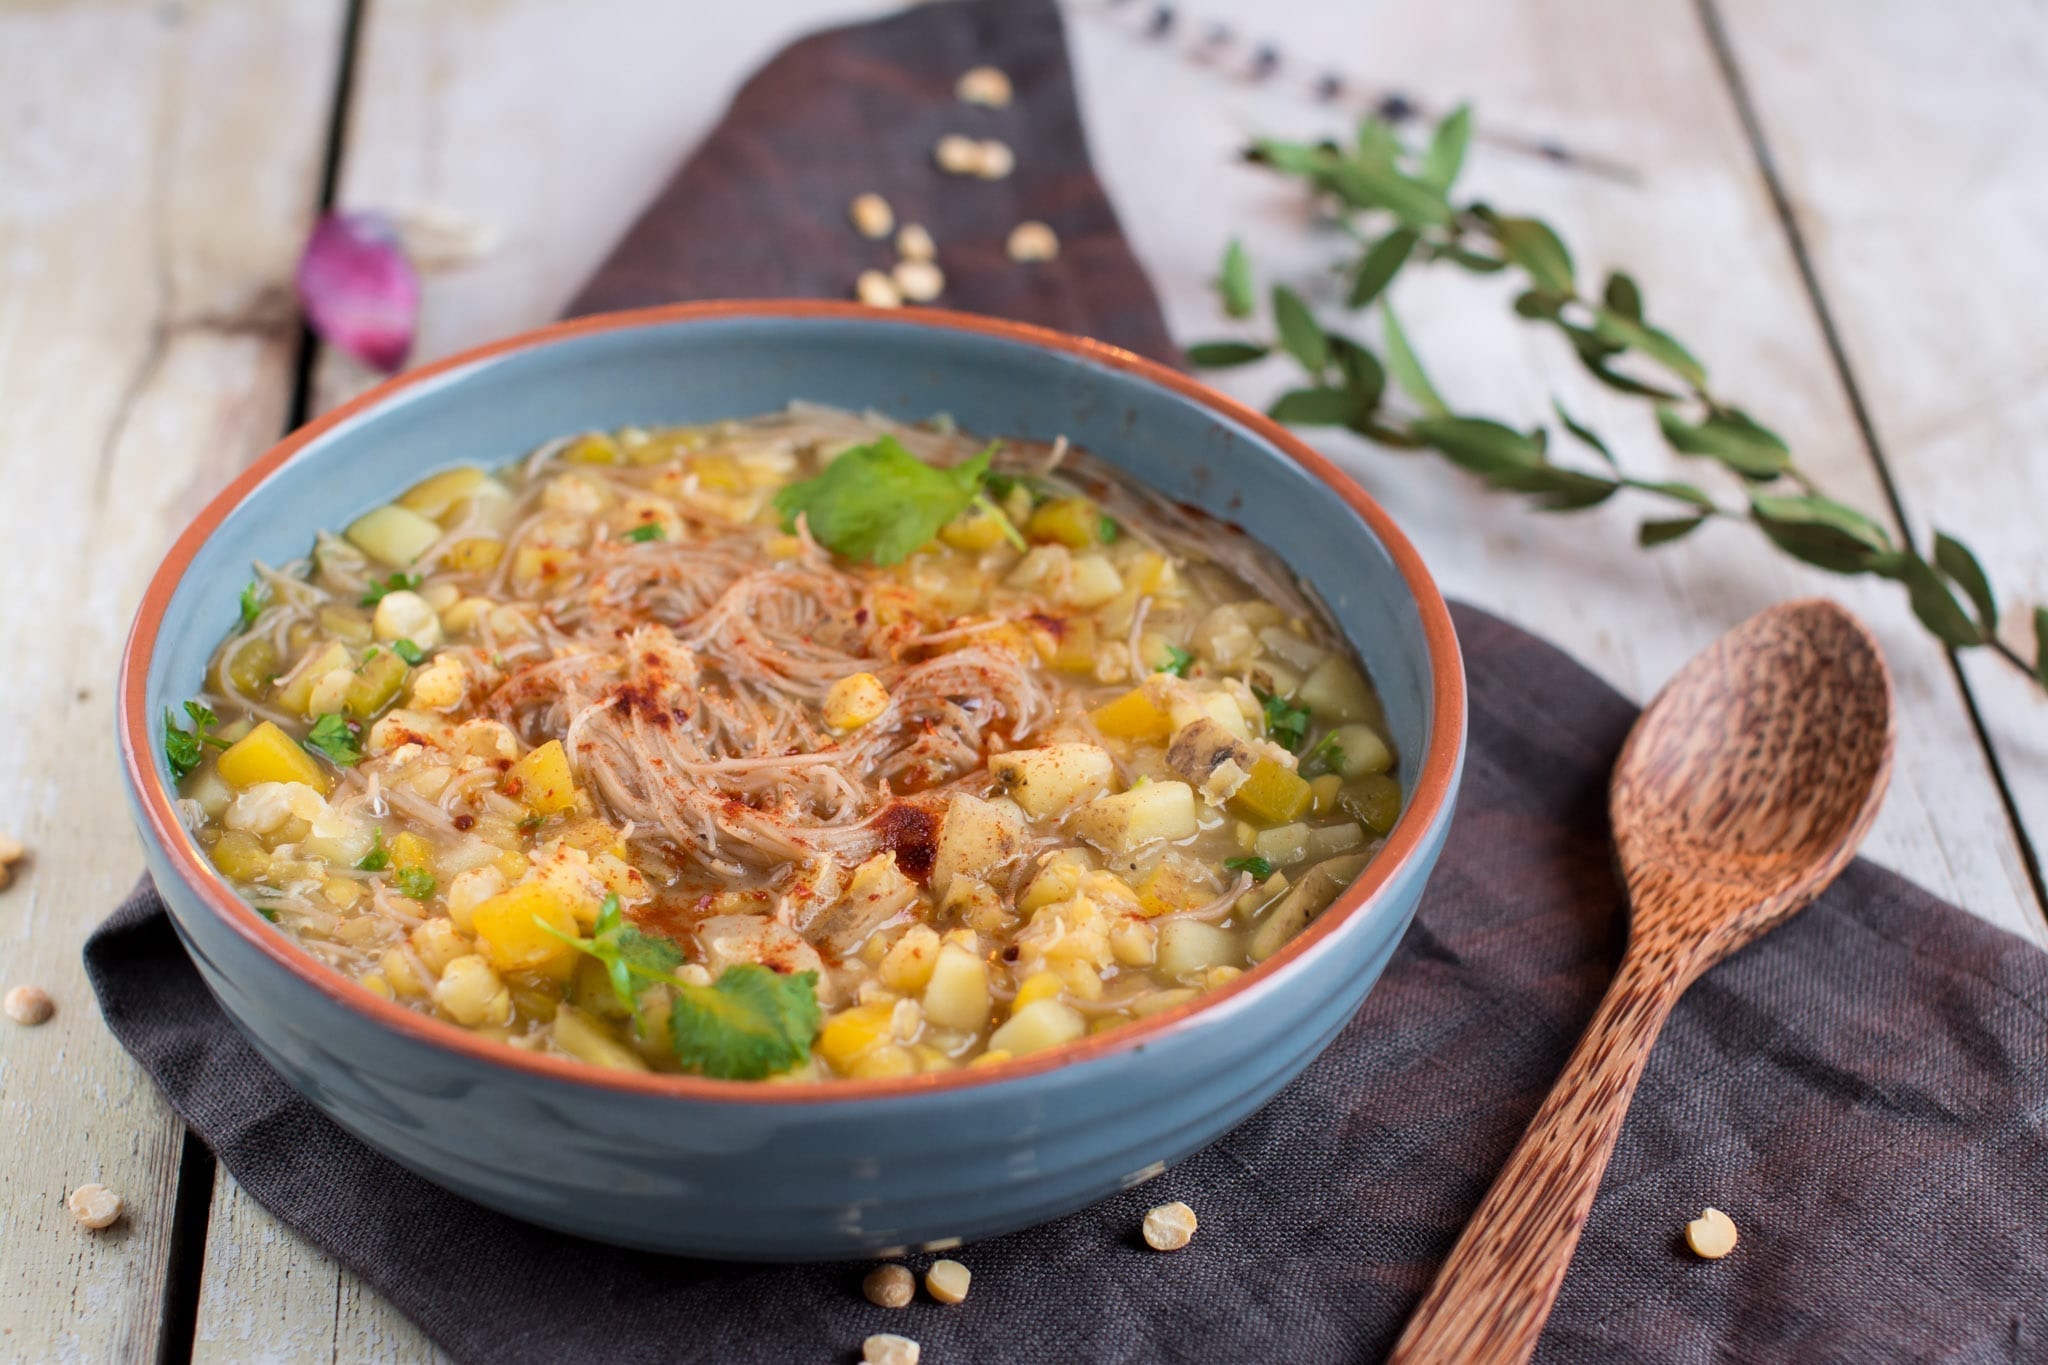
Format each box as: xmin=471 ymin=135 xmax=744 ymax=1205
xmin=119 ymin=302 xmax=1466 ymax=1259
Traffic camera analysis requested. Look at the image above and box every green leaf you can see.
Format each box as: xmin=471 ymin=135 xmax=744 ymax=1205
xmin=163 ymin=708 xmax=201 ymax=779
xmin=238 ymin=581 xmax=265 ymax=632
xmin=184 ymin=700 xmax=219 ymax=733
xmin=1157 ymin=644 xmax=1195 ymax=678
xmin=1632 ymin=479 xmax=1719 ymax=510
xmin=1750 ymin=494 xmax=1893 ymax=553
xmin=1870 ymin=553 xmax=1983 ymax=647
xmin=395 ymin=865 xmax=436 ymax=901
xmin=670 ymin=964 xmax=822 ymax=1081
xmin=1352 ymin=420 xmax=1428 ymax=449
xmin=359 ymin=572 xmax=422 ymax=608
xmin=1658 ymin=408 xmax=1792 ymax=480
xmin=1268 ymin=387 xmax=1360 ymax=426
xmin=1325 ymin=160 xmax=1454 ymax=227
xmin=1550 ymin=399 xmax=1615 ymax=467
xmin=1932 ymin=532 xmax=1997 ymax=632
xmin=1492 ymin=215 xmax=1575 ymax=293
xmin=1603 ymin=271 xmax=1644 ymax=321
xmin=303 ymin=712 xmax=362 ymax=767
xmin=1186 ymin=340 xmax=1270 ymax=368
xmin=1565 ymin=327 xmax=1684 ymax=401
xmin=1218 ymin=239 xmax=1255 ymax=319
xmin=1594 ymin=312 xmax=1706 ymax=390
xmin=1640 ymin=516 xmax=1709 ymax=547
xmin=355 ymin=829 xmax=390 ymax=871
xmin=1246 ymin=138 xmax=1334 ymax=178
xmin=1753 ymin=495 xmax=1894 ymax=575
xmin=1420 ymin=104 xmax=1472 ymax=191
xmin=621 ymin=522 xmax=665 ymax=543
xmin=772 ymin=436 xmax=991 ymax=565
xmin=1330 ymin=336 xmax=1387 ymax=414
xmin=1257 ymin=689 xmax=1311 ymax=752
xmin=1409 ymin=416 xmax=1546 ymax=476
xmin=1382 ymin=304 xmax=1448 ymax=416
xmin=1349 ymin=228 xmax=1418 ymax=309
xmin=2034 ymin=608 xmax=2048 ymax=688
xmin=1353 ymin=118 xmax=1401 ymax=169
xmin=1271 ymin=286 xmax=1328 ymax=373
xmin=390 ymin=638 xmax=427 ymax=666
xmin=1224 ymin=855 xmax=1274 ymax=880
xmin=1436 ymin=245 xmax=1508 ymax=273
xmin=1513 ymin=290 xmax=1568 ymax=320
xmin=1300 ymin=732 xmax=1347 ymax=777
xmin=1490 ymin=465 xmax=1620 ymax=512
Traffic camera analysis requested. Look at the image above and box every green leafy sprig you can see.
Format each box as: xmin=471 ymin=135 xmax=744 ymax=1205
xmin=772 ymin=436 xmax=1024 ymax=566
xmin=1194 ymin=105 xmax=2047 ymax=689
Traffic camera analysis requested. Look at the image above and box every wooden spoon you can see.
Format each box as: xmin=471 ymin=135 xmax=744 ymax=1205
xmin=1390 ymin=598 xmax=1896 ymax=1364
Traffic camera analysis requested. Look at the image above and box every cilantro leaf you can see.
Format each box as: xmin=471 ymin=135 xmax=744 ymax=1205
xmin=1301 ymin=732 xmax=1346 ymax=778
xmin=772 ymin=436 xmax=993 ymax=565
xmin=621 ymin=522 xmax=665 ymax=544
xmin=1257 ymin=688 xmax=1311 ymax=752
xmin=163 ymin=708 xmax=202 ymax=779
xmin=303 ymin=713 xmax=361 ymax=767
xmin=1098 ymin=513 xmax=1121 ymax=543
xmin=395 ymin=865 xmax=436 ymax=900
xmin=355 ymin=829 xmax=390 ymax=871
xmin=670 ymin=964 xmax=822 ymax=1081
xmin=538 ymin=893 xmax=686 ymax=1014
xmin=390 ymin=638 xmax=426 ymax=666
xmin=359 ymin=572 xmax=422 ymax=607
xmin=1157 ymin=644 xmax=1195 ymax=678
xmin=1225 ymin=855 xmax=1273 ymax=880
xmin=238 ymin=581 xmax=265 ymax=631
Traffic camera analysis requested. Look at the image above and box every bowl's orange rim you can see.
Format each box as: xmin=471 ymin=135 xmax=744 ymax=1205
xmin=118 ymin=300 xmax=1466 ymax=1106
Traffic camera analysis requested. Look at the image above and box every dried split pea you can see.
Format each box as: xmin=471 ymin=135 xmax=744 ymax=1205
xmin=4 ymin=985 xmax=53 ymax=1026
xmin=924 ymin=1257 xmax=972 ymax=1304
xmin=1143 ymin=1200 xmax=1198 ymax=1251
xmin=1685 ymin=1206 xmax=1738 ymax=1259
xmin=864 ymin=1334 xmax=921 ymax=1365
xmin=68 ymin=1183 xmax=123 ymax=1230
xmin=1007 ymin=221 xmax=1059 ymax=263
xmin=955 ymin=65 xmax=1013 ymax=107
xmin=863 ymin=1262 xmax=915 ymax=1308
xmin=850 ymin=192 xmax=894 ymax=240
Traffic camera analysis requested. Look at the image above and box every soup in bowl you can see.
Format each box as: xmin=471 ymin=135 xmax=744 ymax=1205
xmin=121 ymin=303 xmax=1464 ymax=1256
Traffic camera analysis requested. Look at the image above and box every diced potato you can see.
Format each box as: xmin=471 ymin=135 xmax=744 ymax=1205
xmin=1297 ymin=656 xmax=1376 ymax=723
xmin=469 ymin=880 xmax=579 ymax=978
xmin=216 ymin=721 xmax=331 ymax=794
xmin=344 ymin=649 xmax=410 ymax=719
xmin=275 ymin=641 xmax=352 ymax=716
xmin=930 ymin=795 xmax=1025 ymax=901
xmin=987 ymin=999 xmax=1086 ymax=1056
xmin=1248 ymin=854 xmax=1368 ymax=961
xmin=1258 ymin=626 xmax=1327 ymax=672
xmin=1089 ymin=687 xmax=1174 ymax=744
xmin=1068 ymin=781 xmax=1198 ymax=853
xmin=506 ymin=739 xmax=577 ymax=814
xmin=1060 ymin=554 xmax=1123 ymax=609
xmin=397 ymin=466 xmax=492 ymax=521
xmin=444 ymin=538 xmax=504 ymax=573
xmin=1134 ymin=856 xmax=1208 ymax=917
xmin=1194 ymin=603 xmax=1285 ymax=670
xmin=552 ymin=1004 xmax=649 ymax=1070
xmin=209 ymin=830 xmax=270 ymax=882
xmin=1167 ymin=689 xmax=1251 ymax=742
xmin=345 ymin=504 xmax=443 ymax=567
xmin=301 ymin=816 xmax=375 ymax=867
xmin=817 ymin=1002 xmax=895 ymax=1073
xmin=1309 ymin=773 xmax=1345 ymax=815
xmin=989 ymin=743 xmax=1115 ymax=818
xmin=1025 ymin=614 xmax=1098 ymax=674
xmin=1323 ymin=723 xmax=1394 ymax=778
xmin=1347 ymin=774 xmax=1402 ymax=836
xmin=879 ymin=924 xmax=943 ymax=994
xmin=371 ymin=590 xmax=442 ymax=648
xmin=1109 ymin=917 xmax=1157 ymax=966
xmin=921 ymin=943 xmax=991 ymax=1030
xmin=1156 ymin=920 xmax=1239 ymax=980
xmin=185 ymin=766 xmax=235 ymax=819
xmin=1231 ymin=759 xmax=1313 ymax=825
xmin=1307 ymin=821 xmax=1369 ymax=860
xmin=1253 ymin=821 xmax=1311 ymax=866
xmin=1019 ymin=851 xmax=1088 ymax=912
xmin=1026 ymin=495 xmax=1105 ymax=549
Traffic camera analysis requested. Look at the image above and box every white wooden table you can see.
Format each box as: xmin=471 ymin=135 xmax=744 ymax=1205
xmin=3 ymin=1 xmax=2042 ymax=1357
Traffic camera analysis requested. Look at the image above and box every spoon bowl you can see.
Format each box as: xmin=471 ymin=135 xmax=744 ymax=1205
xmin=1392 ymin=599 xmax=1895 ymax=1363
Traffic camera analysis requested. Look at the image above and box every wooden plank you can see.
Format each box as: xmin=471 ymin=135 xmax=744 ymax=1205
xmin=1707 ymin=0 xmax=2048 ymax=895
xmin=0 ymin=0 xmax=346 ymax=1358
xmin=1067 ymin=0 xmax=2045 ymax=944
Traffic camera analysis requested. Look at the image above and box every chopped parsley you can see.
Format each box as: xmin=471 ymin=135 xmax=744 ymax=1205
xmin=355 ymin=829 xmax=390 ymax=871
xmin=390 ymin=638 xmax=427 ymax=666
xmin=395 ymin=865 xmax=436 ymax=900
xmin=237 ymin=581 xmax=265 ymax=631
xmin=303 ymin=712 xmax=361 ymax=767
xmin=358 ymin=571 xmax=421 ymax=607
xmin=1157 ymin=644 xmax=1195 ymax=678
xmin=1098 ymin=513 xmax=1120 ymax=543
xmin=772 ymin=435 xmax=995 ymax=565
xmin=621 ymin=522 xmax=665 ymax=543
xmin=163 ymin=700 xmax=223 ymax=777
xmin=1257 ymin=688 xmax=1311 ymax=752
xmin=1301 ymin=733 xmax=1346 ymax=778
xmin=1225 ymin=855 xmax=1274 ymax=880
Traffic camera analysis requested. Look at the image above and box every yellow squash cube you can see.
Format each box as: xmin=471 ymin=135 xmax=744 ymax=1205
xmin=216 ymin=721 xmax=332 ymax=794
xmin=1089 ymin=687 xmax=1173 ymax=744
xmin=469 ymin=880 xmax=579 ymax=979
xmin=1230 ymin=759 xmax=1313 ymax=825
xmin=816 ymin=1002 xmax=896 ymax=1074
xmin=507 ymin=739 xmax=578 ymax=814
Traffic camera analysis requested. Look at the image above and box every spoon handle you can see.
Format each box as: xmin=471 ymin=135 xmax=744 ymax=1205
xmin=1389 ymin=947 xmax=1685 ymax=1365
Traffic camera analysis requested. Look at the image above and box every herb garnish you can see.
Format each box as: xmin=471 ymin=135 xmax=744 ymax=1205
xmin=1225 ymin=855 xmax=1274 ymax=880
xmin=253 ymin=902 xmax=281 ymax=923
xmin=390 ymin=638 xmax=426 ymax=666
xmin=1257 ymin=688 xmax=1311 ymax=752
xmin=395 ymin=865 xmax=436 ymax=900
xmin=1195 ymin=103 xmax=2048 ymax=691
xmin=163 ymin=700 xmax=224 ymax=777
xmin=355 ymin=829 xmax=390 ymax=871
xmin=1098 ymin=514 xmax=1121 ymax=543
xmin=359 ymin=571 xmax=422 ymax=607
xmin=538 ymin=896 xmax=820 ymax=1079
xmin=238 ymin=581 xmax=265 ymax=631
xmin=303 ymin=712 xmax=361 ymax=767
xmin=1157 ymin=644 xmax=1195 ymax=678
xmin=621 ymin=523 xmax=665 ymax=544
xmin=1301 ymin=733 xmax=1346 ymax=778
xmin=772 ymin=435 xmax=997 ymax=566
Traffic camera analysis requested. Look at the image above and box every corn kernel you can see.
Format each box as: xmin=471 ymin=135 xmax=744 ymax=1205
xmin=823 ymin=673 xmax=890 ymax=731
xmin=817 ymin=1002 xmax=896 ymax=1074
xmin=435 ymin=954 xmax=512 ymax=1027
